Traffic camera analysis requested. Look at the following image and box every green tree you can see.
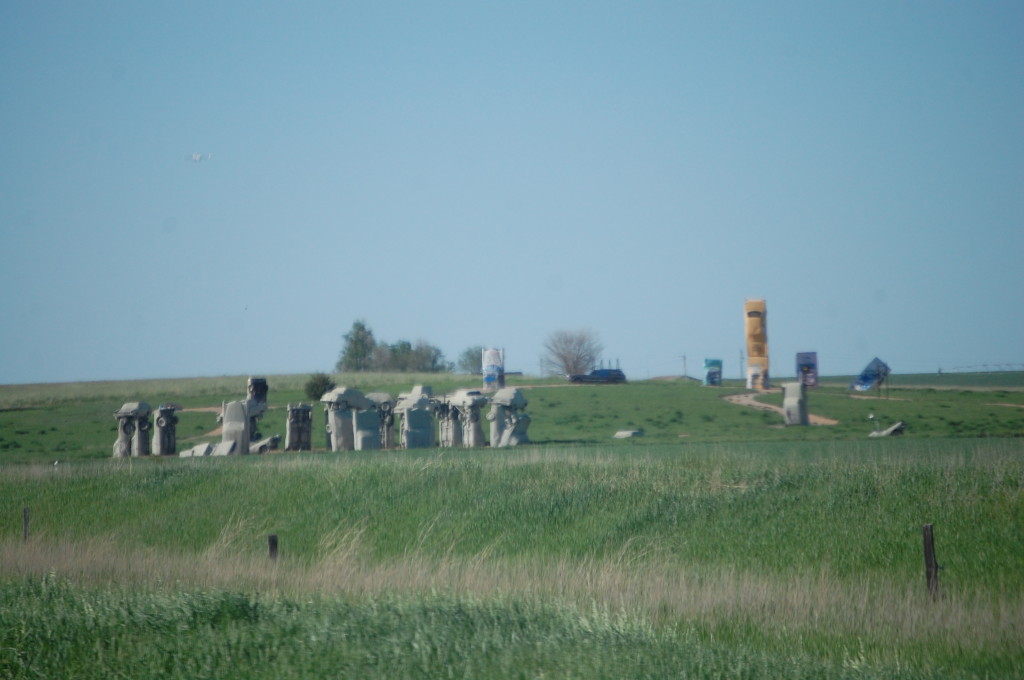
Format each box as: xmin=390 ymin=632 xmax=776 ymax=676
xmin=337 ymin=321 xmax=450 ymax=373
xmin=336 ymin=320 xmax=377 ymax=372
xmin=411 ymin=340 xmax=449 ymax=372
xmin=457 ymin=346 xmax=485 ymax=374
xmin=387 ymin=340 xmax=415 ymax=371
xmin=370 ymin=339 xmax=450 ymax=372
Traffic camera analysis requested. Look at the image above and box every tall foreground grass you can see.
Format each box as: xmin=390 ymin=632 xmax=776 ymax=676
xmin=1 ymin=438 xmax=1022 ymax=677
xmin=3 ymin=535 xmax=1019 ymax=675
xmin=2 ymin=574 xmax=1012 ymax=680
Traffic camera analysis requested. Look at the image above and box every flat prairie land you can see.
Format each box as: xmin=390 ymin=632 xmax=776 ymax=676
xmin=1 ymin=373 xmax=1022 ymax=678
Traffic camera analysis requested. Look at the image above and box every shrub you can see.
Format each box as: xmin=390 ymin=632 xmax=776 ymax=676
xmin=304 ymin=373 xmax=336 ymax=402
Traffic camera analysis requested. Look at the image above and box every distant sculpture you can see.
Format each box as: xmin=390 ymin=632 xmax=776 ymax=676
xmin=285 ymin=403 xmax=313 ymax=451
xmin=326 ymin=407 xmax=353 ymax=451
xmin=321 ymin=387 xmax=373 ymax=451
xmin=250 ymin=434 xmax=281 ymax=453
xmin=178 ymin=378 xmax=277 ymax=457
xmin=367 ymin=393 xmax=395 ymax=449
xmin=703 ymin=359 xmax=723 ymax=386
xmin=782 ymin=382 xmax=808 ymax=426
xmin=851 ymin=358 xmax=890 ymax=392
xmin=113 ymin=408 xmax=134 ymax=458
xmin=217 ymin=400 xmax=250 ymax=455
xmin=113 ymin=402 xmax=152 ymax=458
xmin=744 ymin=299 xmax=770 ymax=390
xmin=247 ymin=377 xmax=269 ymax=403
xmin=152 ymin=403 xmax=181 ymax=456
xmin=179 ymin=442 xmax=213 ymax=458
xmin=869 ymin=419 xmax=906 ymax=437
xmin=352 ymin=406 xmax=382 ymax=451
xmin=487 ymin=387 xmax=531 ymax=447
xmin=796 ymin=352 xmax=818 ymax=388
xmin=447 ymin=388 xmax=489 ymax=447
xmin=436 ymin=399 xmax=463 ymax=448
xmin=395 ymin=385 xmax=436 ymax=449
xmin=482 ymin=348 xmax=505 ymax=390
xmin=212 ymin=398 xmax=278 ymax=455
xmin=246 ymin=377 xmax=269 ymax=439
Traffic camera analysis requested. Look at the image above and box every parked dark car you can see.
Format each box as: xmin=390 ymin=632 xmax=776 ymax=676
xmin=568 ymin=369 xmax=627 ymax=384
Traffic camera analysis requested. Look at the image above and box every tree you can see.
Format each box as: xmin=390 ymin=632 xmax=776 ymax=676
xmin=336 ymin=320 xmax=451 ymax=373
xmin=386 ymin=340 xmax=416 ymax=371
xmin=370 ymin=339 xmax=450 ymax=372
xmin=457 ymin=346 xmax=486 ymax=374
xmin=304 ymin=372 xmax=335 ymax=401
xmin=369 ymin=343 xmax=394 ymax=372
xmin=410 ymin=339 xmax=449 ymax=372
xmin=336 ymin=320 xmax=376 ymax=372
xmin=541 ymin=329 xmax=603 ymax=377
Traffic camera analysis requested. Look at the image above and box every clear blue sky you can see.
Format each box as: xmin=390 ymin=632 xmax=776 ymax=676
xmin=2 ymin=2 xmax=1021 ymax=384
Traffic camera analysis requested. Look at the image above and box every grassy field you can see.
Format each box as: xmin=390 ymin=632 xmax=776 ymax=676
xmin=1 ymin=372 xmax=1022 ymax=465
xmin=1 ymin=373 xmax=1022 ymax=678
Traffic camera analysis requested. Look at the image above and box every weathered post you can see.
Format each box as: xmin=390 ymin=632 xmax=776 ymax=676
xmin=923 ymin=524 xmax=940 ymax=600
xmin=268 ymin=534 xmax=279 ymax=562
xmin=23 ymin=507 xmax=29 ymax=543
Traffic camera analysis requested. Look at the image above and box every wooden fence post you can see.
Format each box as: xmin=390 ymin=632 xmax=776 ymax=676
xmin=23 ymin=507 xmax=30 ymax=543
xmin=268 ymin=534 xmax=279 ymax=562
xmin=923 ymin=523 xmax=940 ymax=600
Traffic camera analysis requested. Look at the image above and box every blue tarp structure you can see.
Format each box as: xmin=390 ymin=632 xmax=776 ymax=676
xmin=850 ymin=357 xmax=890 ymax=391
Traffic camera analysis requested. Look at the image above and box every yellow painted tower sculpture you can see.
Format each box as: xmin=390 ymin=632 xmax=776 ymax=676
xmin=744 ymin=299 xmax=770 ymax=390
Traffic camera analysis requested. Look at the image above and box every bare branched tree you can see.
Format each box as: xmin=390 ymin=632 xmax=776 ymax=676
xmin=541 ymin=329 xmax=603 ymax=377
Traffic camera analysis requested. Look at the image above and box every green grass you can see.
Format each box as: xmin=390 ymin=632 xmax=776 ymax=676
xmin=4 ymin=440 xmax=1021 ymax=580
xmin=1 ymin=372 xmax=1022 ymax=465
xmin=1 ymin=439 xmax=1022 ymax=677
xmin=8 ymin=576 xmax=976 ymax=680
xmin=819 ymin=371 xmax=1024 ymax=390
xmin=4 ymin=574 xmax=1008 ymax=680
xmin=1 ymin=372 xmax=1022 ymax=677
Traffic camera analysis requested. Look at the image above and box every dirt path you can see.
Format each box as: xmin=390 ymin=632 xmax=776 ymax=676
xmin=180 ymin=406 xmax=223 ymax=439
xmin=179 ymin=404 xmax=286 ymax=440
xmin=723 ymin=391 xmax=839 ymax=426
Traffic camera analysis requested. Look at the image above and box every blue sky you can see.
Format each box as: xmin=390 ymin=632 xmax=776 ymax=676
xmin=1 ymin=1 xmax=1021 ymax=384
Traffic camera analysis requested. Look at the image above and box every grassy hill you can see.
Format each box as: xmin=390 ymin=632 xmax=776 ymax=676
xmin=1 ymin=373 xmax=1022 ymax=678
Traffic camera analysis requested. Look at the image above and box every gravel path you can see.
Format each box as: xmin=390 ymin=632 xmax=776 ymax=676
xmin=723 ymin=390 xmax=839 ymax=425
